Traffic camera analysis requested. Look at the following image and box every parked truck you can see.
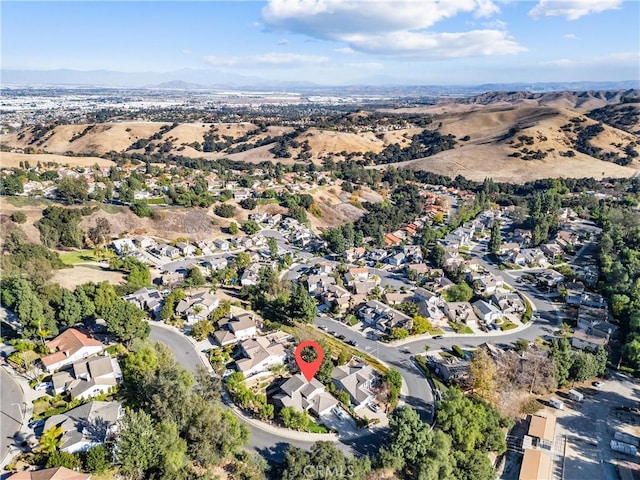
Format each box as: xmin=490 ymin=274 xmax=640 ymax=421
xmin=549 ymin=397 xmax=565 ymax=410
xmin=611 ymin=440 xmax=638 ymax=456
xmin=568 ymin=389 xmax=584 ymax=402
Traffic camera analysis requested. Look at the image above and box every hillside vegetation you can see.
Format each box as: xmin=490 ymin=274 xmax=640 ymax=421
xmin=2 ymin=90 xmax=638 ymax=182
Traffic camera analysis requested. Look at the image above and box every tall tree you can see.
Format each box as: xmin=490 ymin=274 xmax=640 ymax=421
xmin=116 ymin=409 xmax=158 ymax=480
xmin=469 ymin=349 xmax=498 ymax=404
xmin=488 ymin=221 xmax=502 ymax=254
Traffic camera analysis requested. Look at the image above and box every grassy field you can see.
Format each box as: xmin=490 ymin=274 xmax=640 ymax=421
xmin=3 ymin=196 xmax=52 ymax=207
xmin=59 ymin=249 xmax=99 ymax=265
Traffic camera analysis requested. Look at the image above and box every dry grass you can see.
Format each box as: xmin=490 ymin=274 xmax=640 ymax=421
xmin=51 ymin=265 xmax=125 ymax=289
xmin=0 ymin=151 xmax=114 ymax=168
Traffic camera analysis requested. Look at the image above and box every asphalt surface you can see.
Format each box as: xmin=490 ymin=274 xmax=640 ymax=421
xmin=0 ymin=369 xmax=23 ymax=464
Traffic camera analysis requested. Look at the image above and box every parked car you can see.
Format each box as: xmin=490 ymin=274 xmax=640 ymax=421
xmin=347 ymin=340 xmax=358 ymax=347
xmin=594 ymin=381 xmax=605 ymax=389
xmin=432 ymin=335 xmax=444 ymax=340
xmin=34 ymin=382 xmax=51 ymax=392
xmin=28 ymin=419 xmax=45 ymax=430
xmin=329 ymin=331 xmax=337 ymax=336
xmin=318 ymin=326 xmax=328 ymax=331
xmin=368 ymin=403 xmax=380 ymax=413
xmin=337 ymin=335 xmax=346 ymax=341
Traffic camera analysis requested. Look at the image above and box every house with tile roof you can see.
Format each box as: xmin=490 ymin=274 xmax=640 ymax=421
xmin=7 ymin=467 xmax=91 ymax=480
xmin=213 ymin=313 xmax=258 ymax=347
xmin=236 ymin=336 xmax=287 ymax=377
xmin=41 ymin=329 xmax=104 ymax=373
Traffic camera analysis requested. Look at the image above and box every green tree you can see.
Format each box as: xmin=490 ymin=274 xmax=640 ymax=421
xmin=56 ymin=176 xmax=89 ymax=203
xmin=446 ymin=282 xmax=473 ymax=302
xmin=184 ymin=267 xmax=206 ymax=287
xmin=116 ymin=409 xmax=158 ymax=480
xmin=488 ymin=221 xmax=502 ymax=254
xmin=214 ymin=204 xmax=236 ymax=218
xmin=58 ymin=288 xmax=82 ymax=327
xmin=103 ymin=300 xmax=150 ymax=346
xmin=234 ymin=252 xmax=251 ymax=269
xmin=242 ymin=220 xmax=260 ymax=235
xmin=190 ymin=320 xmax=214 ymax=341
xmin=549 ymin=337 xmax=573 ymax=386
xmin=84 ymin=445 xmax=111 ymax=474
xmin=228 ymin=222 xmax=239 ymax=235
xmin=161 ymin=289 xmax=185 ymax=321
xmin=288 ymin=283 xmax=317 ymax=324
xmin=155 ymin=421 xmax=188 ymax=478
xmin=130 ymin=201 xmax=153 ymax=218
xmin=279 ymin=406 xmax=310 ymax=431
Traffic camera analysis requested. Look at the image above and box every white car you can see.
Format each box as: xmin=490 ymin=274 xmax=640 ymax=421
xmin=594 ymin=381 xmax=605 ymax=389
xmin=368 ymin=403 xmax=380 ymax=413
xmin=34 ymin=382 xmax=51 ymax=392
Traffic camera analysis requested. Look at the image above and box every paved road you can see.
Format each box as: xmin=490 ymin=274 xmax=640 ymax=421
xmin=149 ymin=325 xmax=332 ymax=461
xmin=0 ymin=369 xmax=24 ymax=464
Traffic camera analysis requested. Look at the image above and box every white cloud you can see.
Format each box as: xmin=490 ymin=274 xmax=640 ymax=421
xmin=541 ymin=51 xmax=639 ymax=68
xmin=563 ymin=33 xmax=579 ymax=40
xmin=261 ymin=0 xmax=523 ymax=59
xmin=344 ymin=62 xmax=384 ymax=70
xmin=277 ymin=39 xmax=289 ymax=45
xmin=182 ymin=49 xmax=192 ymax=55
xmin=334 ymin=47 xmax=356 ymax=54
xmin=204 ymin=52 xmax=330 ymax=67
xmin=342 ymin=30 xmax=525 ymax=58
xmin=529 ymin=0 xmax=622 ymax=20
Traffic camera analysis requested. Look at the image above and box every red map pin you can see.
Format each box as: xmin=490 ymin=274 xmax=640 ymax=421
xmin=295 ymin=340 xmax=324 ymax=382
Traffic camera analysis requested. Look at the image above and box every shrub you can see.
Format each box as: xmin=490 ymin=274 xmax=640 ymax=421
xmin=239 ymin=198 xmax=257 ymax=210
xmin=214 ymin=204 xmax=236 ymax=218
xmin=83 ymin=445 xmax=111 ymax=474
xmin=451 ymin=345 xmax=465 ymax=358
xmin=130 ymin=201 xmax=153 ymax=218
xmin=10 ymin=212 xmax=27 ymax=223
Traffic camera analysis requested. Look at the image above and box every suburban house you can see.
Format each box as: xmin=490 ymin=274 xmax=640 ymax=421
xmin=175 ymin=242 xmax=196 ymax=257
xmin=358 ymin=300 xmax=413 ymax=334
xmin=386 ymin=252 xmax=407 ymax=267
xmin=345 ymin=267 xmax=369 ymax=285
xmin=236 ymin=336 xmax=287 ymax=377
xmin=414 ymin=288 xmax=446 ymax=320
xmin=213 ymin=239 xmax=230 ymax=251
xmin=332 ymin=359 xmax=376 ymax=410
xmin=407 ymin=263 xmax=430 ymax=275
xmin=523 ymin=414 xmax=556 ymax=451
xmin=539 ymin=270 xmax=565 ymax=289
xmin=241 ymin=263 xmax=261 ymax=286
xmin=472 ymin=300 xmax=502 ymax=324
xmin=52 ymin=355 xmax=122 ymax=400
xmin=214 ymin=313 xmax=258 ymax=347
xmin=273 ymin=374 xmax=339 ymax=417
xmin=444 ymin=302 xmax=479 ymax=325
xmin=475 ymin=274 xmax=504 ymax=296
xmin=43 ymin=401 xmax=123 ymax=454
xmin=233 ymin=189 xmax=252 ymax=201
xmin=161 ymin=271 xmax=185 ymax=287
xmin=344 ymin=247 xmax=366 ymax=262
xmin=201 ymin=257 xmax=228 ymax=271
xmin=491 ymin=292 xmax=525 ymax=314
xmin=111 ymin=238 xmax=136 ymax=255
xmin=383 ymin=291 xmax=413 ymax=306
xmin=367 ymin=249 xmax=388 ymax=262
xmin=541 ymin=243 xmax=564 ymax=261
xmin=571 ymin=329 xmax=609 ymax=350
xmin=41 ymin=329 xmax=104 ymax=373
xmin=322 ymin=284 xmax=352 ymax=312
xmin=428 ymin=355 xmax=470 ymax=382
xmin=7 ymin=467 xmax=91 ymax=480
xmin=176 ymin=292 xmax=219 ymax=323
xmin=157 ymin=244 xmax=180 ymax=259
xmin=307 ymin=274 xmax=336 ymax=295
xmin=564 ymin=282 xmax=586 ymax=306
xmin=353 ymin=280 xmax=378 ymax=295
xmin=122 ymin=287 xmax=164 ymax=317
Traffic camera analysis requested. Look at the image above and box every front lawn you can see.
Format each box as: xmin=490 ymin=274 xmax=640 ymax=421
xmin=448 ymin=322 xmax=474 ymax=334
xmin=308 ymin=422 xmax=329 ymax=433
xmin=500 ymin=320 xmax=518 ymax=331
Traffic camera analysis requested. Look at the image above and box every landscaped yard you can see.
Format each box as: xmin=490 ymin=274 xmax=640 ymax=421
xmin=499 ymin=319 xmax=518 ymax=331
xmin=448 ymin=321 xmax=473 ymax=334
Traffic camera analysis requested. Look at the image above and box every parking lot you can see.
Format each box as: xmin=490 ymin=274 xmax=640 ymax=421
xmin=548 ymin=372 xmax=639 ymax=480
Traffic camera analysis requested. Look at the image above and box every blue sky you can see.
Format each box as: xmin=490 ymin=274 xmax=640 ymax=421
xmin=2 ymin=0 xmax=639 ymax=85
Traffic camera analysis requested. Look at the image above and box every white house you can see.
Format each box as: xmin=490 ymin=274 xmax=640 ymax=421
xmin=111 ymin=238 xmax=136 ymax=255
xmin=273 ymin=374 xmax=338 ymax=417
xmin=176 ymin=292 xmax=219 ymax=323
xmin=176 ymin=242 xmax=197 ymax=257
xmin=332 ymin=359 xmax=376 ymax=410
xmin=52 ymin=355 xmax=122 ymax=400
xmin=472 ymin=300 xmax=502 ymax=324
xmin=41 ymin=329 xmax=105 ymax=373
xmin=43 ymin=401 xmax=123 ymax=454
xmin=214 ymin=313 xmax=258 ymax=346
xmin=235 ymin=336 xmax=287 ymax=377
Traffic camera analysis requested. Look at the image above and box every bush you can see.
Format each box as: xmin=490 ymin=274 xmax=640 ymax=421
xmin=451 ymin=345 xmax=465 ymax=358
xmin=130 ymin=200 xmax=153 ymax=218
xmin=214 ymin=204 xmax=236 ymax=218
xmin=10 ymin=212 xmax=27 ymax=223
xmin=239 ymin=198 xmax=257 ymax=210
xmin=83 ymin=445 xmax=111 ymax=474
xmin=242 ymin=221 xmax=260 ymax=235
xmin=46 ymin=451 xmax=82 ymax=469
